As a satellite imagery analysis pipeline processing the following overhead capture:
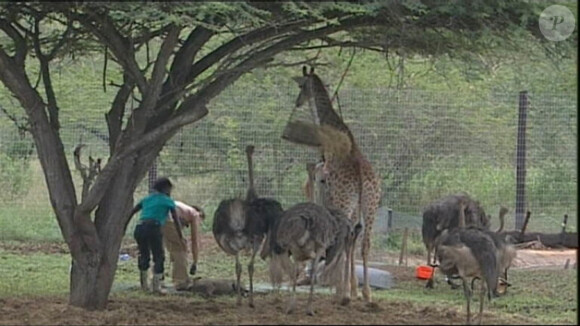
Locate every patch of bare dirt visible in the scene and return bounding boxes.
[512,249,578,269]
[363,247,577,271]
[0,242,69,255]
[0,294,537,325]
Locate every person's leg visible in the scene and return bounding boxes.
[150,223,166,294]
[134,224,151,291]
[163,222,190,289]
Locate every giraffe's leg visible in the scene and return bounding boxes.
[235,252,242,307]
[340,250,351,305]
[361,200,377,303]
[333,252,344,302]
[361,226,372,303]
[349,238,358,299]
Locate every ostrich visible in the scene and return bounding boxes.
[435,201,499,325]
[268,162,361,315]
[422,193,490,267]
[268,202,361,315]
[212,145,284,307]
[423,194,509,290]
[430,205,516,297]
[480,206,517,296]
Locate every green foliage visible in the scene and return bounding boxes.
[0,154,32,202]
[407,156,514,210]
[0,134,34,202]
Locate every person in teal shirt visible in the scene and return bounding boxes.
[129,177,185,294]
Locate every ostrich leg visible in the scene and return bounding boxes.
[247,241,259,308]
[477,280,485,325]
[286,260,298,314]
[306,252,323,316]
[235,253,242,306]
[462,278,472,325]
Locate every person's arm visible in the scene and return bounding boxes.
[130,203,142,217]
[189,212,199,275]
[184,205,199,275]
[123,203,142,233]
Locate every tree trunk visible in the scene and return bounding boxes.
[68,185,133,310]
[68,142,165,310]
[503,231,578,249]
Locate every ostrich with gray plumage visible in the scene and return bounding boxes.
[435,200,499,325]
[212,145,284,307]
[267,162,362,315]
[422,193,490,268]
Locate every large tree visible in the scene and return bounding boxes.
[0,1,569,310]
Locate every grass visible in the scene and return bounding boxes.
[1,241,577,325]
[373,269,577,325]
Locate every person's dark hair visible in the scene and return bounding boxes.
[152,177,173,193]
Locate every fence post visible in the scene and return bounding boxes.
[561,214,568,234]
[148,157,158,193]
[387,209,393,230]
[515,91,528,230]
[398,227,409,266]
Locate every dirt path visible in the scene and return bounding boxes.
[0,294,538,325]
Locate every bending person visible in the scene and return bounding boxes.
[162,200,205,290]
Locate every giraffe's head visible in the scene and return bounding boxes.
[292,66,316,108]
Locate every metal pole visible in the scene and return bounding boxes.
[515,91,528,230]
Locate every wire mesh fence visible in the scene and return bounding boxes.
[0,83,576,241]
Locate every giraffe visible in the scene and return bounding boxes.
[288,66,382,303]
[302,161,323,202]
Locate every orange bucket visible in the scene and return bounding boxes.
[416,265,434,280]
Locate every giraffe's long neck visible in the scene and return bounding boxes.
[308,75,350,133]
[308,75,359,153]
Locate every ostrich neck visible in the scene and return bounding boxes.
[246,152,257,201]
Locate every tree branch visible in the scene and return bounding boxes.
[32,16,60,130]
[73,144,102,201]
[46,19,74,60]
[177,15,379,116]
[74,11,148,94]
[165,26,215,90]
[77,104,209,214]
[0,18,27,66]
[0,104,30,135]
[290,40,385,53]
[105,73,134,154]
[0,47,78,243]
[140,24,181,116]
[185,18,312,85]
